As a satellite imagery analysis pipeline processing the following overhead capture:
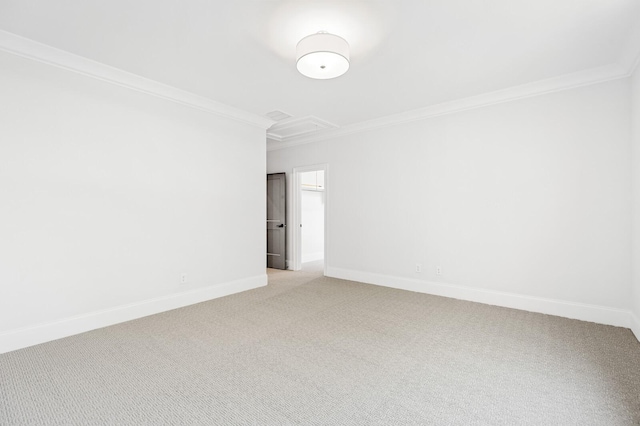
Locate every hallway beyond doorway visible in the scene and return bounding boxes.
[301,259,324,273]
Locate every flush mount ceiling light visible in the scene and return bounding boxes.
[296,32,350,80]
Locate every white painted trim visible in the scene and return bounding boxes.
[0,274,267,354]
[619,19,640,77]
[631,312,640,343]
[290,171,301,271]
[628,52,640,78]
[291,164,328,273]
[267,63,630,151]
[326,267,631,328]
[0,30,274,129]
[2,28,634,143]
[267,115,338,142]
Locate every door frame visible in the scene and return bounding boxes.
[291,163,328,273]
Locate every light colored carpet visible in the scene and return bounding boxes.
[1,268,639,425]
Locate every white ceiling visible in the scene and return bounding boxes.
[1,0,639,129]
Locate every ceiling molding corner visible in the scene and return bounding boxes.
[623,45,640,77]
[619,18,640,77]
[268,62,629,151]
[0,30,275,130]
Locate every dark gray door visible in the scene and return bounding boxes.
[267,173,286,269]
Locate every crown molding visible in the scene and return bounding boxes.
[267,115,338,146]
[268,62,630,151]
[0,30,275,130]
[3,28,636,142]
[619,18,640,77]
[629,53,640,77]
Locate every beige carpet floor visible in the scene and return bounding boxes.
[1,267,639,425]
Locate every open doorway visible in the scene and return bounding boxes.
[291,164,327,274]
[300,170,324,272]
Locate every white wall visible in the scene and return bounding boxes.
[632,66,640,338]
[301,188,325,263]
[0,51,267,351]
[268,78,632,324]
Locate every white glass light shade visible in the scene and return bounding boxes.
[296,33,350,80]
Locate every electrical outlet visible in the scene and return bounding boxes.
[436,266,442,276]
[180,273,188,285]
[415,264,422,273]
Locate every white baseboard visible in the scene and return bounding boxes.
[0,274,267,354]
[326,267,631,328]
[631,312,640,343]
[302,252,324,263]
